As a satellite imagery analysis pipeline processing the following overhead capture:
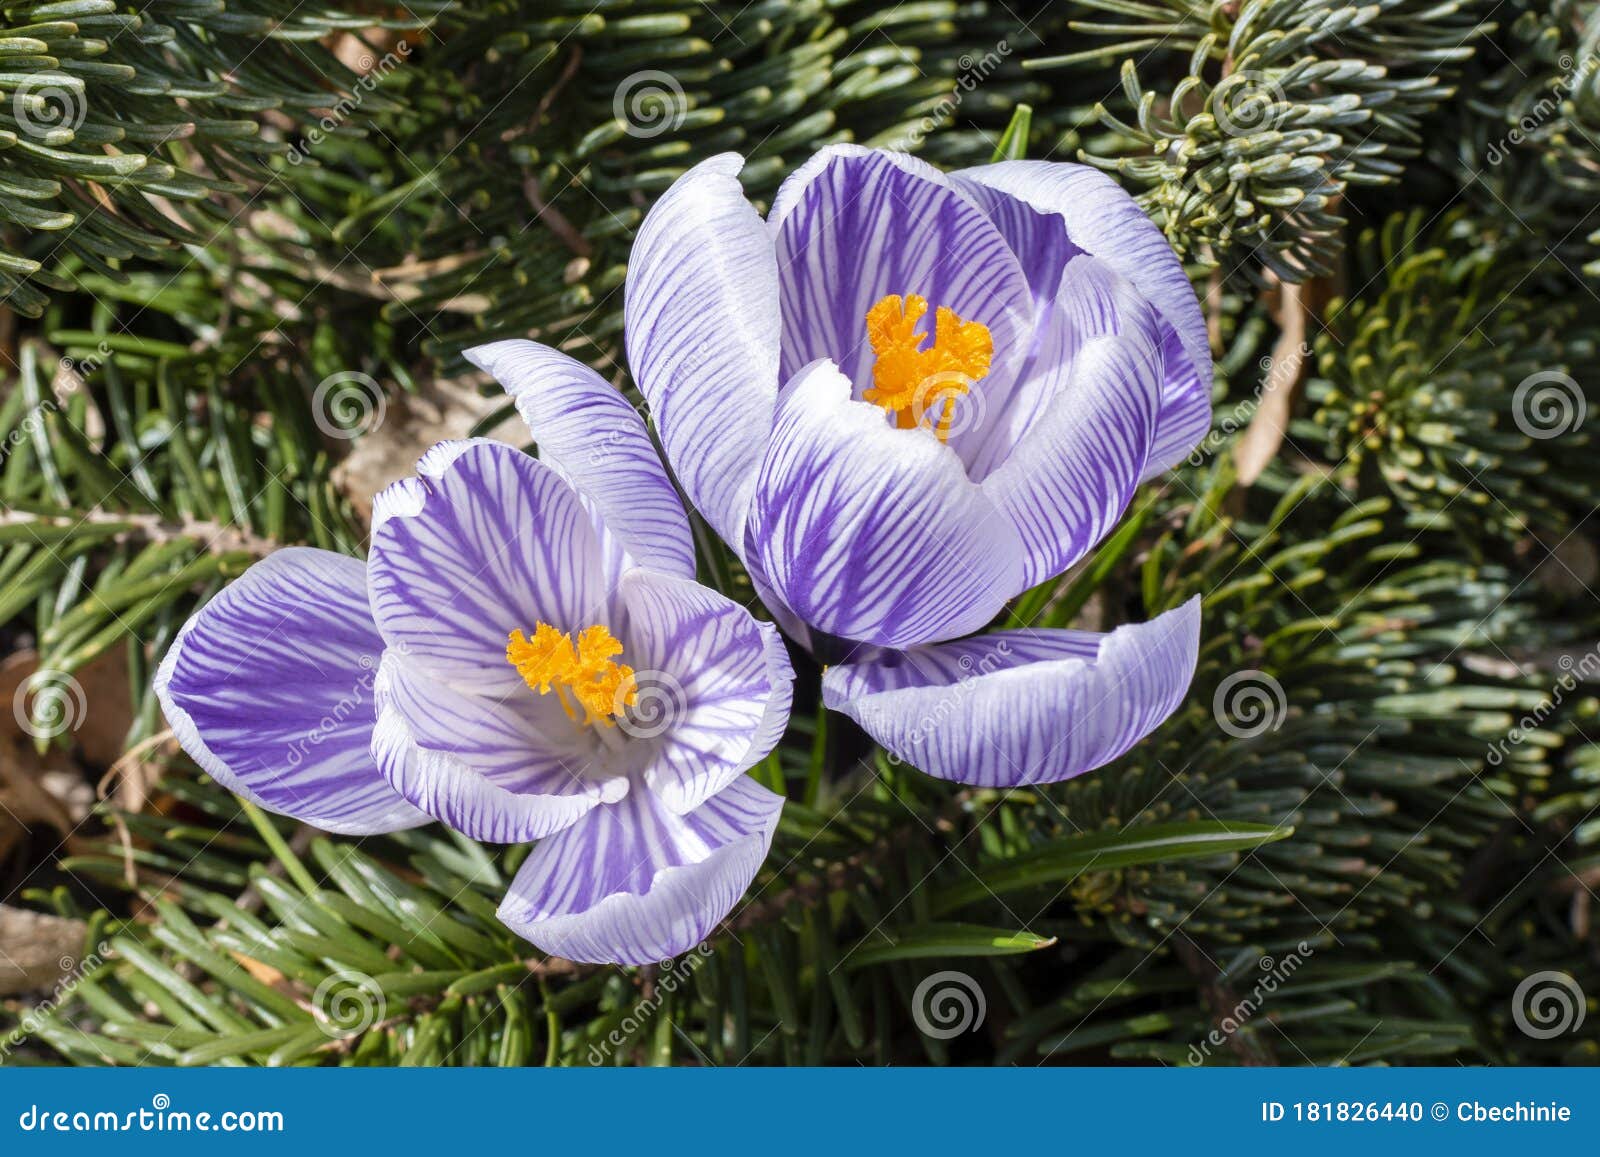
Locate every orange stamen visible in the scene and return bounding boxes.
[863,294,992,441]
[506,623,636,726]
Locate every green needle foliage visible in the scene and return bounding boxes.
[2,0,1596,1067]
[1064,0,1488,280]
[1300,210,1600,545]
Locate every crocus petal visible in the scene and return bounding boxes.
[154,548,428,835]
[368,440,610,695]
[744,553,815,653]
[498,775,783,965]
[618,569,794,814]
[370,652,612,843]
[625,152,780,551]
[748,359,1025,648]
[1143,322,1213,477]
[769,145,1034,402]
[951,161,1212,477]
[464,340,695,580]
[822,598,1202,788]
[980,259,1164,591]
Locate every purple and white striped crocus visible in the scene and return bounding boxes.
[617,144,1209,787]
[154,366,794,966]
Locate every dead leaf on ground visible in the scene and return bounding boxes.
[331,377,526,526]
[0,904,89,995]
[1,647,136,768]
[0,647,140,870]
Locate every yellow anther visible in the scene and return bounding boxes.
[864,294,992,441]
[507,623,636,726]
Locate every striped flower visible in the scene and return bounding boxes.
[155,360,794,966]
[621,145,1210,787]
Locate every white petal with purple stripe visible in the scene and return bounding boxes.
[154,548,429,835]
[368,441,611,696]
[748,360,1025,648]
[464,340,695,580]
[625,152,781,551]
[951,161,1212,478]
[822,598,1202,787]
[498,775,783,965]
[769,146,1033,397]
[371,651,613,843]
[979,259,1164,590]
[619,569,795,814]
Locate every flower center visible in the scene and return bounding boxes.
[864,293,992,442]
[506,623,636,727]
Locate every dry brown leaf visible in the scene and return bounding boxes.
[0,905,89,995]
[0,645,142,877]
[230,951,287,988]
[70,648,136,771]
[1,647,134,765]
[0,653,82,861]
[331,377,526,526]
[1233,259,1344,487]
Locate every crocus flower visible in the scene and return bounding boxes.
[623,145,1211,652]
[155,354,794,966]
[620,145,1207,787]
